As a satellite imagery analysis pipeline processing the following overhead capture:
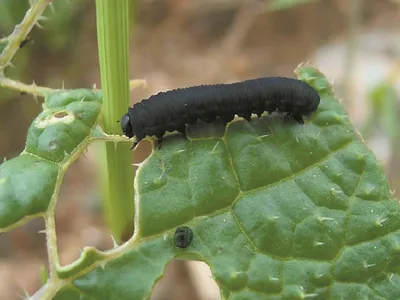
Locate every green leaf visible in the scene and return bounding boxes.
[26,89,102,163]
[0,89,102,230]
[72,239,176,299]
[51,66,400,299]
[57,247,107,279]
[53,285,89,300]
[0,154,58,228]
[44,89,102,110]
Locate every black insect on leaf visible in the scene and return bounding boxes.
[121,77,320,149]
[174,226,193,248]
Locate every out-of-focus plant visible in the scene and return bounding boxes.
[362,82,400,141]
[0,0,86,111]
[268,0,320,11]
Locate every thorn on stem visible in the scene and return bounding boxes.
[49,3,56,14]
[35,22,43,29]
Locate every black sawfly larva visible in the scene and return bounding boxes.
[120,77,320,149]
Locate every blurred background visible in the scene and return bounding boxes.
[1,0,400,299]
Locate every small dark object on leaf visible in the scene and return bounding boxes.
[174,226,193,248]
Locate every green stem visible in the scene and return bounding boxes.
[0,76,57,97]
[96,0,134,243]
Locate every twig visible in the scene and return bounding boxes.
[0,0,51,74]
[0,77,145,99]
[0,76,57,97]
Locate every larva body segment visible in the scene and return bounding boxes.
[121,77,320,149]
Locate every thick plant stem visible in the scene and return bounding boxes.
[96,0,134,243]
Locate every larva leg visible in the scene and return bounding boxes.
[156,137,163,149]
[291,114,304,124]
[220,114,234,124]
[239,112,252,122]
[154,131,166,149]
[130,141,138,150]
[176,124,187,139]
[130,132,145,150]
[203,115,217,123]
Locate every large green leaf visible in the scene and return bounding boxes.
[50,66,400,299]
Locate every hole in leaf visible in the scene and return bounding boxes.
[55,147,114,266]
[54,111,69,118]
[151,260,220,300]
[133,139,152,167]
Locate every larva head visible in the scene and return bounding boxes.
[297,87,320,116]
[120,113,134,138]
[304,86,320,115]
[285,80,321,117]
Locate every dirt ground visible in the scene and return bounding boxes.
[1,0,400,299]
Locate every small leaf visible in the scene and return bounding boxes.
[57,247,107,279]
[0,89,103,230]
[25,89,103,162]
[70,239,176,299]
[0,154,58,228]
[44,89,102,109]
